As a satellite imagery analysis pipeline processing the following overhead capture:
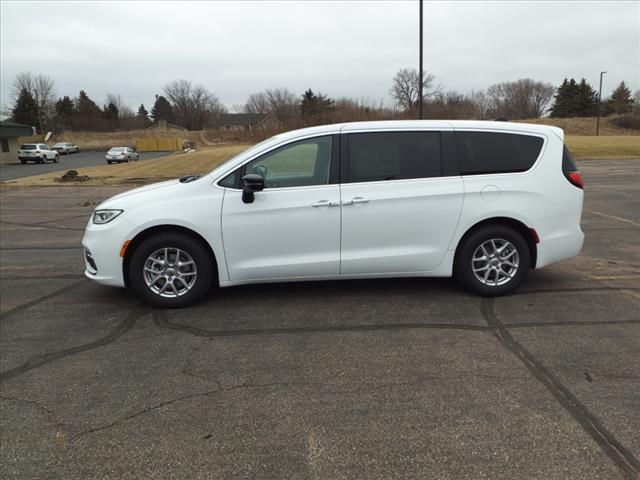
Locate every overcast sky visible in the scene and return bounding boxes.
[1,0,638,111]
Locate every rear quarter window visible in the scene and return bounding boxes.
[456,131,544,175]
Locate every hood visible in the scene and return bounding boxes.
[97,179,181,209]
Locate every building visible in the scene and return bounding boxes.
[218,113,270,131]
[0,120,34,165]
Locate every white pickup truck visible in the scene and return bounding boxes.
[17,143,59,164]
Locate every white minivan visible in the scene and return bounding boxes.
[83,121,584,307]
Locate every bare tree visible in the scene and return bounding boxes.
[163,79,224,130]
[485,79,555,119]
[105,93,134,124]
[265,88,298,124]
[243,88,298,125]
[244,92,270,115]
[389,68,438,111]
[10,72,56,132]
[470,90,489,119]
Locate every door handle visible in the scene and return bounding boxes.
[311,200,337,207]
[344,196,370,206]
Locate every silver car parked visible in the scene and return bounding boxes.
[106,147,139,164]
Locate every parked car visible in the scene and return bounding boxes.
[83,120,585,308]
[18,143,59,164]
[106,147,139,164]
[52,142,79,154]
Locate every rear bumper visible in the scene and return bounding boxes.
[535,228,584,268]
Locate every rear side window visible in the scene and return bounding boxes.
[562,145,578,173]
[346,131,441,183]
[456,132,543,175]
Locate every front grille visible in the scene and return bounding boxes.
[84,248,97,274]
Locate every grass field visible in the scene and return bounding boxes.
[564,135,640,160]
[3,135,638,188]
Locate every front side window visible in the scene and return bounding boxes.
[244,135,333,188]
[346,131,441,183]
[456,131,544,175]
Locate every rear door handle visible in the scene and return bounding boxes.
[311,200,338,207]
[344,196,370,206]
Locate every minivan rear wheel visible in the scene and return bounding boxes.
[455,225,530,296]
[129,233,214,308]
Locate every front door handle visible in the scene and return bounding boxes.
[311,200,337,208]
[344,196,370,206]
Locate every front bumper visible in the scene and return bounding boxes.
[82,216,138,287]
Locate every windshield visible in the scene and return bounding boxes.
[21,144,37,150]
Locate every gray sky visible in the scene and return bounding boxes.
[1,0,638,111]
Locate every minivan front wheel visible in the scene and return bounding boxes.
[129,233,213,307]
[455,225,530,296]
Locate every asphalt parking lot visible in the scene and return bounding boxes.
[0,160,638,480]
[0,150,170,181]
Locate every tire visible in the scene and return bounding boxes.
[454,225,530,297]
[129,233,214,308]
[53,155,59,163]
[38,156,45,164]
[20,160,26,164]
[107,161,112,165]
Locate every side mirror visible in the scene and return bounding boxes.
[242,174,265,204]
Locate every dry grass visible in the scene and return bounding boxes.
[516,116,638,136]
[3,135,638,188]
[19,128,204,151]
[565,135,640,160]
[5,145,249,187]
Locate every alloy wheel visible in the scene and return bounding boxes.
[143,247,198,297]
[471,238,520,287]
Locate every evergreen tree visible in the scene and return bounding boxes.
[54,96,76,130]
[606,81,633,114]
[550,78,579,117]
[137,103,151,126]
[300,88,335,117]
[11,87,38,128]
[576,78,598,117]
[150,94,174,123]
[102,102,120,130]
[550,78,598,117]
[76,90,104,130]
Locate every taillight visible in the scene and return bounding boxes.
[566,171,584,189]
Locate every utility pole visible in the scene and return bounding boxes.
[596,70,606,136]
[418,0,423,120]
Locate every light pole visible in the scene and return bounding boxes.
[596,70,606,136]
[418,0,423,120]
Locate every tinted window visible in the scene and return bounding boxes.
[21,144,36,150]
[347,131,441,183]
[456,132,543,175]
[219,170,238,188]
[562,145,578,173]
[244,136,332,188]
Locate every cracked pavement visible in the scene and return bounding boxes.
[1,160,639,479]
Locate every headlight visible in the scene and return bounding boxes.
[93,209,123,224]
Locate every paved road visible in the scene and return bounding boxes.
[0,150,170,181]
[0,161,639,480]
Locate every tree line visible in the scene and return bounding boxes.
[4,69,638,133]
